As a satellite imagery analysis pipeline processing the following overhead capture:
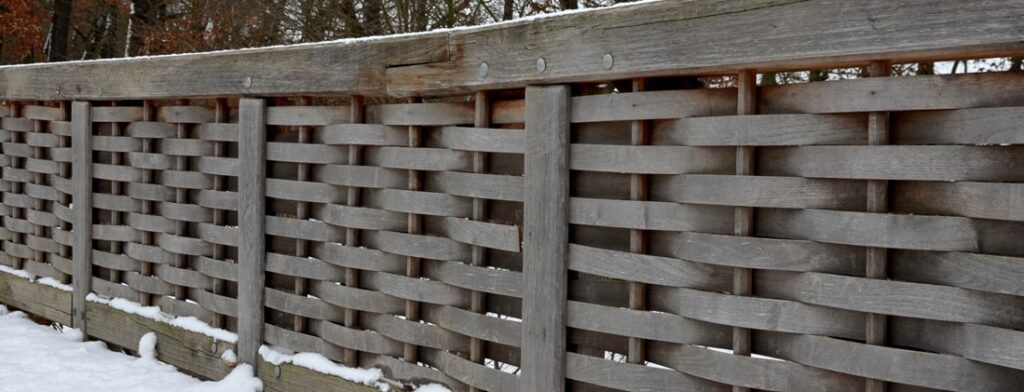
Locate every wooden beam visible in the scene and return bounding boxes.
[386,0,1024,96]
[71,101,92,331]
[0,34,447,100]
[521,85,571,392]
[0,1,1022,100]
[238,98,268,370]
[0,271,71,325]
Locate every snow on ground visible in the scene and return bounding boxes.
[0,305,262,392]
[0,268,449,391]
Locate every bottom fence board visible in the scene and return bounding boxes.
[84,300,233,380]
[0,271,386,392]
[260,358,383,392]
[0,272,72,325]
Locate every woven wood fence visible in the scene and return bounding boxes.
[1,1,1024,391]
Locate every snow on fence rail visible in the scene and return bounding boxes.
[1,0,1024,391]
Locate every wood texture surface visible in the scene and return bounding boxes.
[521,85,570,392]
[70,101,92,331]
[237,98,267,369]
[1,1,1022,99]
[387,0,1024,96]
[2,6,1024,390]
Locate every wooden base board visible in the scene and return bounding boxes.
[0,271,381,392]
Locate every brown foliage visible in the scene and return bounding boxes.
[0,0,46,63]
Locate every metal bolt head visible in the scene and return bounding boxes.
[536,57,547,73]
[479,62,489,78]
[243,77,254,88]
[603,53,614,70]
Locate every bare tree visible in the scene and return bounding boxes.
[48,0,72,61]
[127,0,157,56]
[503,0,514,20]
[363,0,384,35]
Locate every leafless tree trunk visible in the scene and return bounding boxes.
[49,0,73,61]
[560,0,578,10]
[127,0,158,56]
[503,0,515,20]
[363,0,384,36]
[917,62,934,75]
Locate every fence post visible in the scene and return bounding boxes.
[71,101,92,332]
[237,98,267,370]
[522,85,571,392]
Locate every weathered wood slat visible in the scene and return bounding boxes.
[655,113,866,146]
[757,271,1024,329]
[648,342,863,392]
[568,242,729,290]
[757,209,978,252]
[652,174,865,210]
[71,101,92,330]
[237,98,267,369]
[893,106,1024,145]
[763,332,1024,391]
[760,146,1024,182]
[571,145,734,175]
[890,250,1024,297]
[566,351,728,392]
[521,85,570,392]
[572,89,737,123]
[892,181,1024,222]
[647,285,864,340]
[762,72,1024,114]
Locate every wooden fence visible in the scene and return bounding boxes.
[1,0,1024,391]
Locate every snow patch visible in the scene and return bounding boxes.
[36,277,73,292]
[0,264,34,280]
[220,349,237,365]
[413,384,451,392]
[0,265,73,292]
[139,332,158,362]
[0,309,262,392]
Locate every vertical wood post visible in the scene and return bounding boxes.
[865,60,892,392]
[732,71,757,390]
[71,101,92,331]
[522,85,571,392]
[469,90,491,392]
[238,98,267,370]
[343,96,365,367]
[627,79,649,365]
[404,98,424,364]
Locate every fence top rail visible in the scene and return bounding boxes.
[1,0,1022,101]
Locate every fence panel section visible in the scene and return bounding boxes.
[88,101,241,325]
[0,103,74,283]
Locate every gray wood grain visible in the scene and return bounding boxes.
[387,0,1024,96]
[521,85,570,392]
[71,101,92,331]
[237,98,267,370]
[0,34,448,99]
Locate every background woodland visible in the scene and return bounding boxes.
[0,0,634,64]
